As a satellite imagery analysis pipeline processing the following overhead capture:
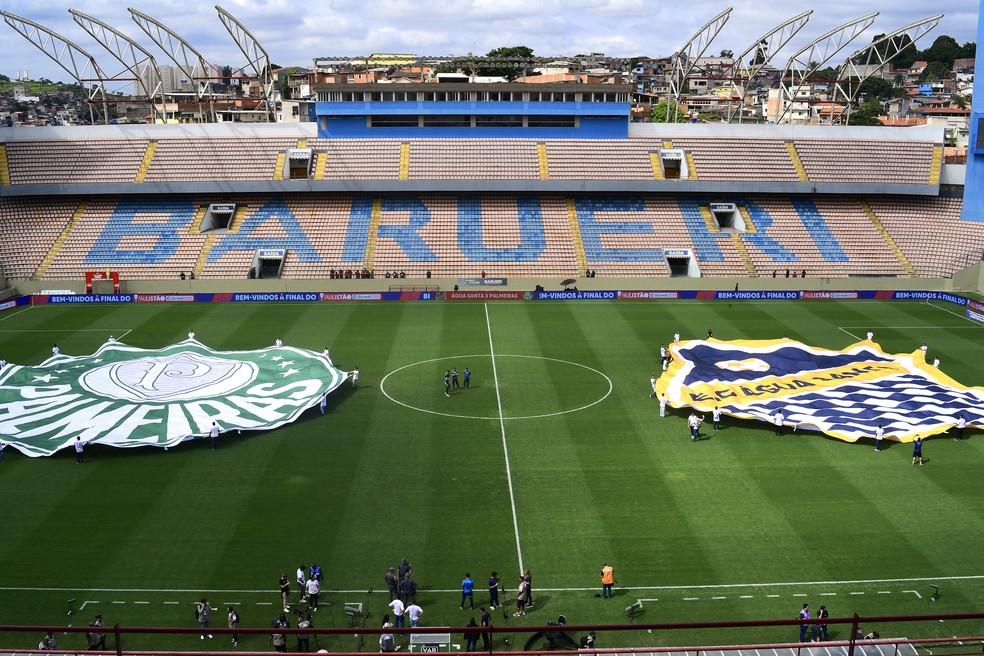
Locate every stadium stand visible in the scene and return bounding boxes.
[43,198,208,280]
[145,138,297,181]
[406,140,540,180]
[5,139,148,184]
[0,136,941,186]
[0,197,78,279]
[5,194,975,281]
[867,196,984,277]
[794,140,934,184]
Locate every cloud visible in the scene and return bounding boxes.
[0,0,975,84]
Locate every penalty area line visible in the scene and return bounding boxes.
[484,302,525,576]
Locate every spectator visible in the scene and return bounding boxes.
[460,573,475,609]
[464,618,480,652]
[38,632,56,650]
[306,575,321,611]
[480,607,492,650]
[385,567,399,600]
[817,605,829,641]
[399,573,417,604]
[379,615,396,653]
[87,614,107,651]
[197,598,213,640]
[406,602,424,628]
[801,269,806,278]
[798,603,810,642]
[514,576,529,616]
[279,573,291,612]
[297,613,312,652]
[389,596,406,627]
[271,613,289,653]
[228,607,240,647]
[487,571,500,610]
[600,562,615,598]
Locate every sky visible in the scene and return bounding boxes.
[0,0,978,87]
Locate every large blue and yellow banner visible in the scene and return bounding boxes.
[656,338,984,442]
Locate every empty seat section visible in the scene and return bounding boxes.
[408,139,539,180]
[43,199,207,280]
[670,138,799,181]
[795,141,934,184]
[371,195,577,278]
[869,196,983,277]
[546,140,652,179]
[0,198,77,278]
[5,140,147,184]
[309,139,401,179]
[145,139,296,181]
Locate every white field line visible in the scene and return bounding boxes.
[3,573,980,595]
[0,329,133,333]
[0,306,33,323]
[117,329,133,340]
[838,327,862,340]
[925,300,983,325]
[484,303,524,575]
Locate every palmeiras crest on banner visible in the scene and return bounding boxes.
[0,339,348,457]
[655,338,984,443]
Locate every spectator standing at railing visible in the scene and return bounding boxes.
[817,605,829,641]
[798,603,810,642]
[480,607,492,649]
[87,614,107,651]
[197,598,214,640]
[464,618,481,652]
[227,607,240,647]
[38,632,56,650]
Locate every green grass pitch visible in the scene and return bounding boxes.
[0,299,982,651]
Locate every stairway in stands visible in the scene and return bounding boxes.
[33,201,87,279]
[785,142,809,182]
[364,199,383,270]
[134,141,158,183]
[0,144,9,185]
[860,200,916,276]
[564,199,587,274]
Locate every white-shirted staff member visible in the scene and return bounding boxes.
[773,410,785,437]
[209,422,222,450]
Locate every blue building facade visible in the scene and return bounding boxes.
[963,0,984,221]
[313,83,631,138]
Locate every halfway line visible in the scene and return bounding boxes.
[485,303,524,574]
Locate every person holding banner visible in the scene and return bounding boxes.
[774,411,785,437]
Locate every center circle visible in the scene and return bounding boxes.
[379,354,613,420]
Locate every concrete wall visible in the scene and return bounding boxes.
[12,276,955,296]
[952,263,984,292]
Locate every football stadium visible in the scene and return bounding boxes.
[0,3,983,656]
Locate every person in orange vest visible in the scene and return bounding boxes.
[600,562,615,598]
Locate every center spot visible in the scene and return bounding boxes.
[380,354,613,421]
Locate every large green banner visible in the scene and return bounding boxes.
[0,338,349,457]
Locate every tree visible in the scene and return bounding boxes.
[920,35,961,68]
[858,77,897,100]
[650,100,687,123]
[850,98,884,125]
[455,45,536,80]
[919,61,950,82]
[953,94,968,109]
[719,49,734,58]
